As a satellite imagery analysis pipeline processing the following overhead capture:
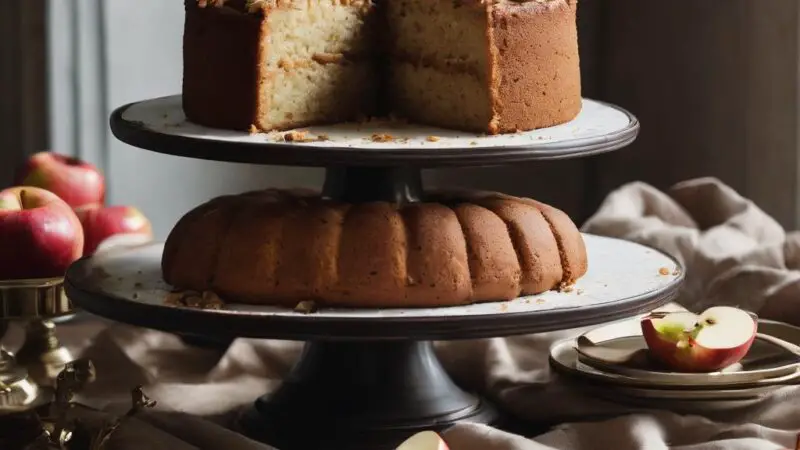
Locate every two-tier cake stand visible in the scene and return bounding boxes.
[64,96,684,450]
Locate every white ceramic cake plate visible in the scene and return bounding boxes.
[110,96,639,167]
[64,234,683,341]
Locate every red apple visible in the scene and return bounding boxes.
[641,306,757,372]
[74,204,153,256]
[396,432,449,450]
[0,187,84,280]
[94,233,153,255]
[14,152,105,209]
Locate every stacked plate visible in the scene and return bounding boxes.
[549,316,800,412]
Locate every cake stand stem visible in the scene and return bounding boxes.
[322,166,423,203]
[239,340,497,450]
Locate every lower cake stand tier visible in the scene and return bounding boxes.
[64,235,683,450]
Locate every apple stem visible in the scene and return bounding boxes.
[19,189,32,209]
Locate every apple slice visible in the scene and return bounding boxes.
[396,431,449,450]
[641,306,757,372]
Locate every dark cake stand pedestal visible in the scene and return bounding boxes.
[64,96,684,450]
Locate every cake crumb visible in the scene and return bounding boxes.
[164,290,225,310]
[658,267,670,276]
[283,130,312,142]
[469,141,478,146]
[672,267,681,276]
[371,133,394,143]
[536,298,546,304]
[576,288,584,295]
[311,52,344,65]
[559,283,575,293]
[249,124,260,135]
[294,300,318,314]
[278,130,329,143]
[426,136,440,142]
[500,303,509,312]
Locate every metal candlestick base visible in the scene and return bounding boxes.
[0,321,47,422]
[0,277,75,409]
[15,320,75,388]
[0,348,41,415]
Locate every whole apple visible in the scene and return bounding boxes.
[75,204,153,256]
[641,306,757,372]
[0,187,84,280]
[15,152,105,209]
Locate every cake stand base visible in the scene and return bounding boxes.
[238,340,497,450]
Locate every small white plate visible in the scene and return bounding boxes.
[578,384,767,413]
[573,319,800,386]
[575,335,799,386]
[550,339,800,392]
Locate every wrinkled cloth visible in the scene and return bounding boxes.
[73,177,800,449]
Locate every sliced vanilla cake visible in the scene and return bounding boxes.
[182,0,582,134]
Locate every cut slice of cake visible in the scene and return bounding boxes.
[386,0,582,134]
[182,0,582,135]
[183,0,381,132]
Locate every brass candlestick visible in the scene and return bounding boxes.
[0,277,75,403]
[16,320,75,388]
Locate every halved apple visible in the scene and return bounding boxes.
[396,431,449,450]
[641,306,757,372]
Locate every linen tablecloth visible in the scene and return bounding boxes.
[70,177,800,449]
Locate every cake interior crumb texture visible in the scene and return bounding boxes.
[183,0,582,134]
[258,1,379,130]
[387,0,493,132]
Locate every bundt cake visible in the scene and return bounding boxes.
[182,0,582,135]
[162,189,588,308]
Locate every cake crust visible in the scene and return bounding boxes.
[182,0,264,131]
[162,189,588,308]
[488,0,582,133]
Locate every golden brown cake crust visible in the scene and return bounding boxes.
[182,0,264,131]
[488,0,582,134]
[162,189,588,308]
